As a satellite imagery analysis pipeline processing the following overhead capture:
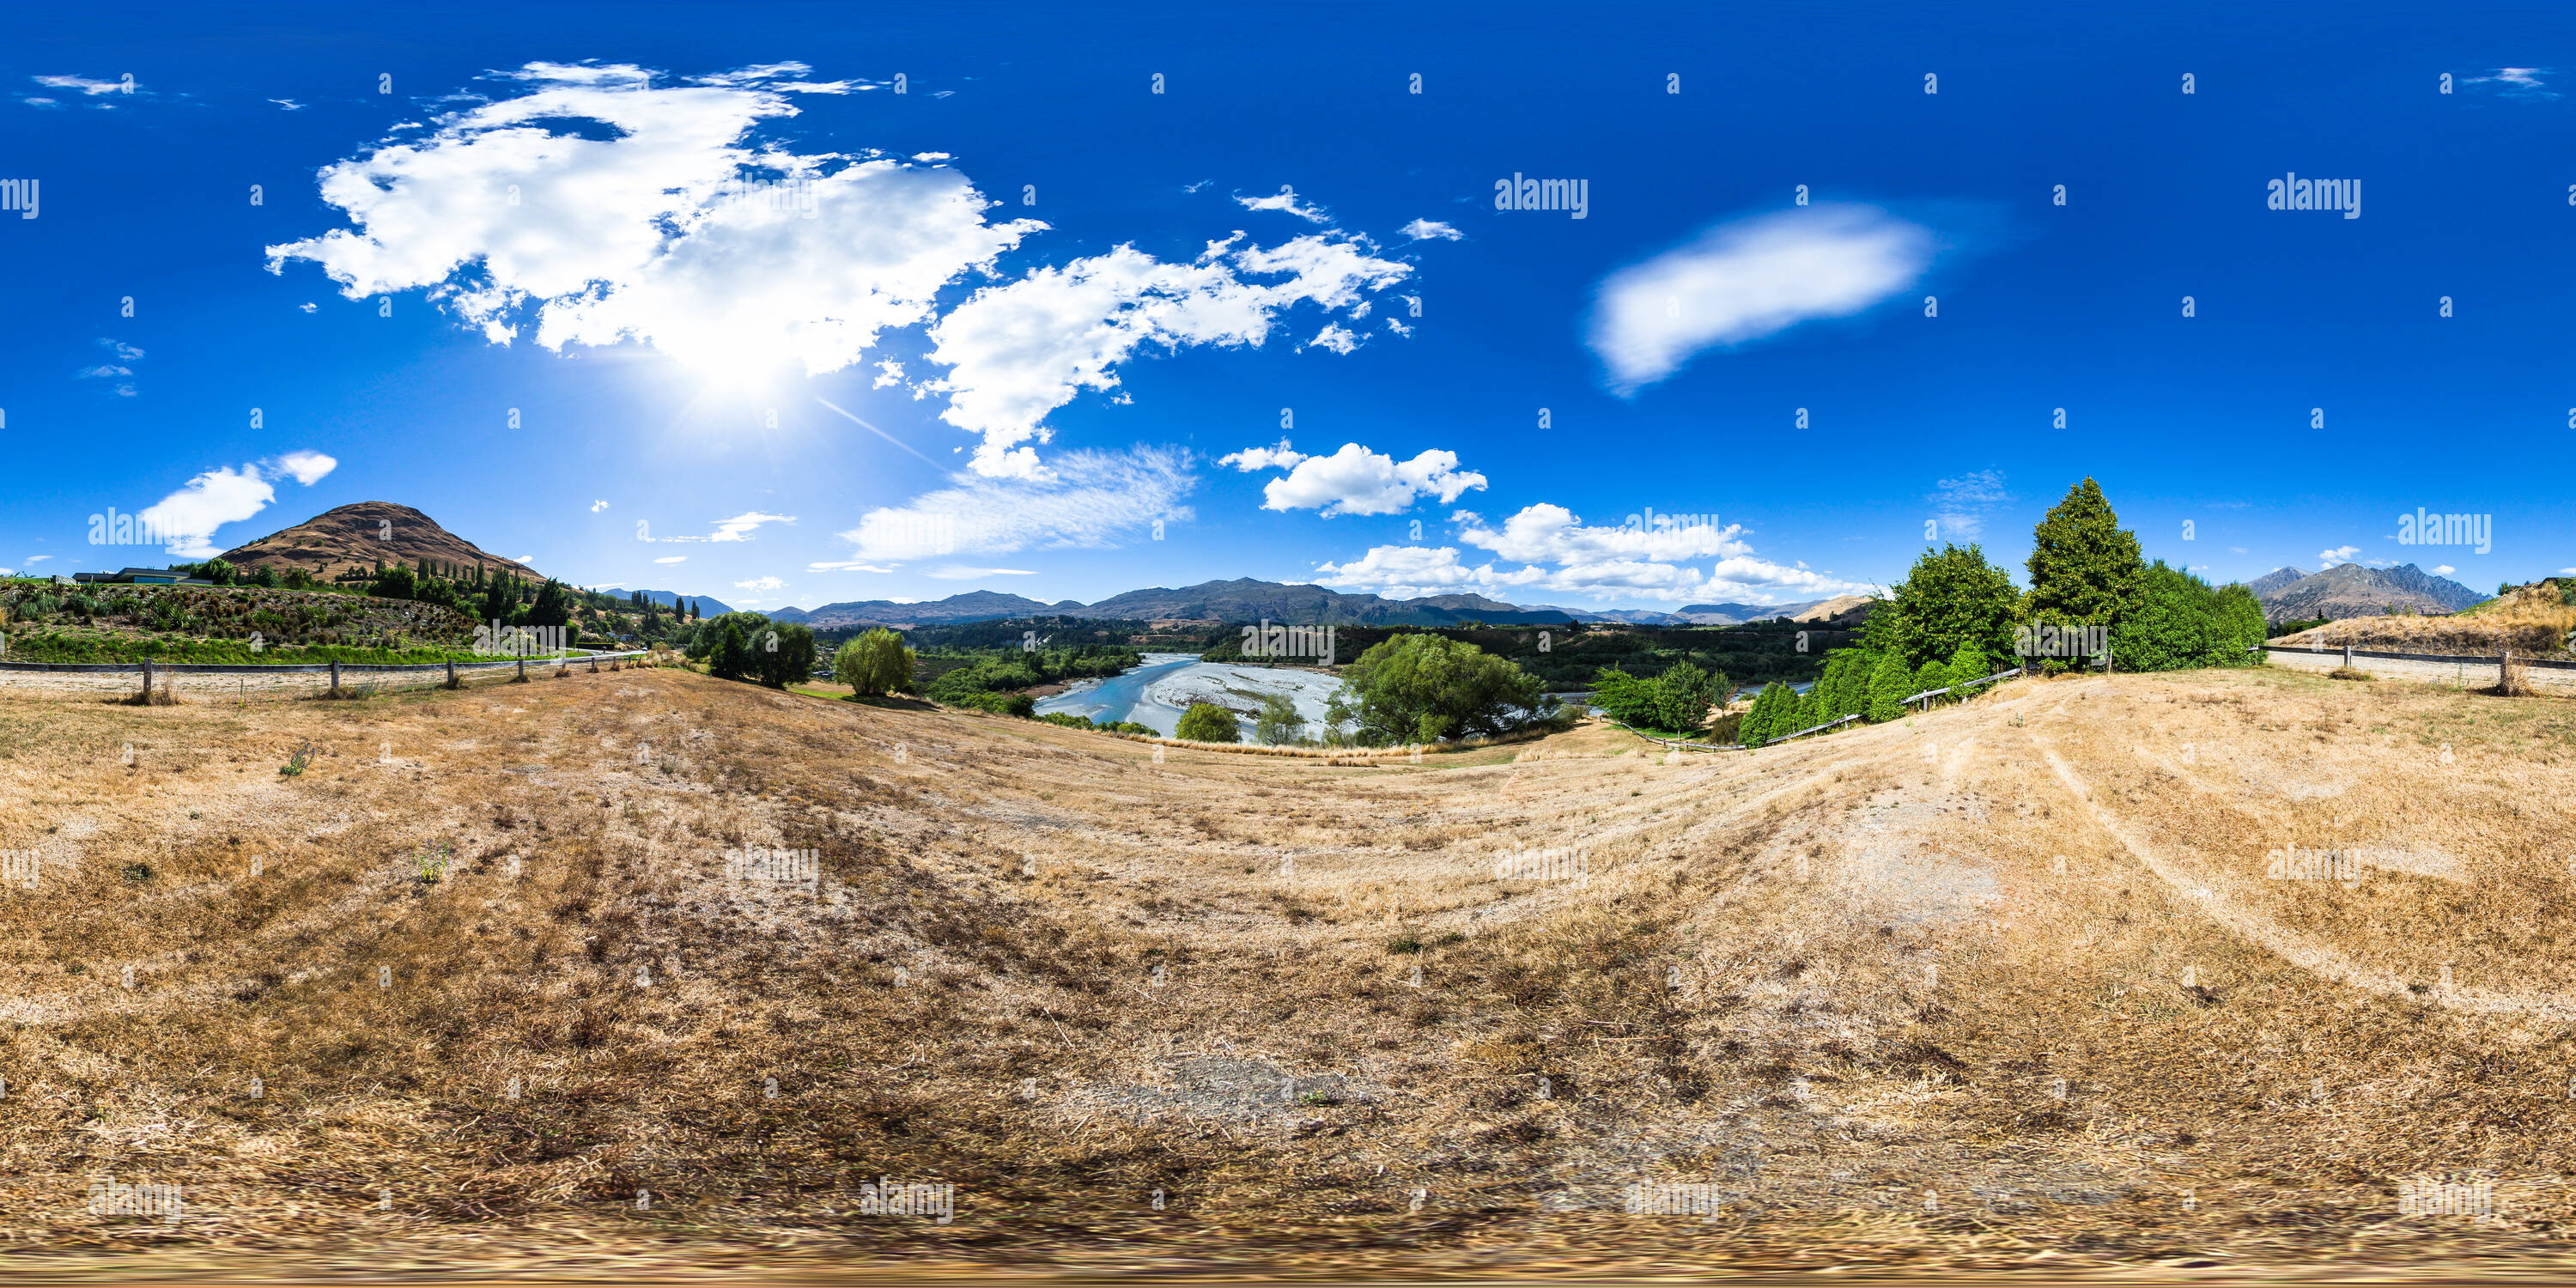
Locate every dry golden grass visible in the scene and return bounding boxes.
[1,662,2574,1281]
[2277,584,2576,658]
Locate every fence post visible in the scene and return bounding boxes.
[446,659,457,689]
[2502,648,2512,691]
[141,658,153,700]
[2342,645,2352,671]
[330,659,340,694]
[517,659,526,683]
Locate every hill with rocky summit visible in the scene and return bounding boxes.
[2257,562,2482,622]
[219,502,544,585]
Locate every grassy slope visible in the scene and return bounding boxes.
[0,665,2573,1275]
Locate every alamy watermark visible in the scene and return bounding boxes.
[88,1176,182,1222]
[1239,620,1335,665]
[0,178,35,220]
[1622,1182,1722,1218]
[2396,508,2490,553]
[1493,173,1589,219]
[1493,843,1588,885]
[717,176,820,218]
[1616,507,1721,535]
[857,1177,955,1224]
[472,622,567,657]
[2266,172,2360,219]
[723,847,818,893]
[87,507,188,546]
[2014,623,2107,659]
[2397,1176,2494,1220]
[2,850,36,890]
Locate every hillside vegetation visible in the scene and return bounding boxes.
[2275,580,2576,659]
[3,659,2574,1277]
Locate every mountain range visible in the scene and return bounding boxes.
[760,580,1869,630]
[2244,563,2485,621]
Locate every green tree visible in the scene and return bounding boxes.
[1650,660,1724,734]
[1812,649,1871,725]
[1913,659,1951,706]
[1253,693,1308,745]
[1866,651,1913,722]
[368,564,416,600]
[834,628,918,696]
[1330,633,1550,745]
[709,622,752,679]
[1871,543,2019,669]
[751,622,817,689]
[1740,681,1794,745]
[1589,667,1657,727]
[246,562,277,588]
[2025,477,2143,631]
[1944,640,1994,698]
[527,580,572,629]
[200,557,236,586]
[1176,701,1242,743]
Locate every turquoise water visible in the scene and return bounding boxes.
[1034,652,1201,729]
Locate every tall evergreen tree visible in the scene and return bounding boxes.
[2025,477,2144,630]
[1866,651,1912,722]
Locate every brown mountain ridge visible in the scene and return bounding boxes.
[218,501,544,584]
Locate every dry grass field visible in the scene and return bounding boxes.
[3,660,2576,1282]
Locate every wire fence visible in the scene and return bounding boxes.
[0,651,654,702]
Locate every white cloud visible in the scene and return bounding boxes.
[1399,218,1461,241]
[1236,186,1328,222]
[138,466,276,559]
[267,63,1042,383]
[270,450,337,485]
[733,575,786,590]
[836,446,1193,560]
[2465,67,2555,99]
[298,303,318,313]
[809,560,896,573]
[872,358,905,388]
[1929,469,2008,540]
[1226,441,1485,518]
[920,234,1412,477]
[35,74,129,95]
[1587,204,1934,392]
[2558,567,2576,576]
[926,565,1036,579]
[654,556,688,564]
[2433,564,2456,576]
[1306,323,1361,355]
[271,99,303,111]
[2318,545,2361,566]
[1216,440,1307,472]
[513,554,534,562]
[26,555,52,564]
[710,510,793,541]
[1312,503,1865,605]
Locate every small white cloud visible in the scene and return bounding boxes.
[1588,205,1934,393]
[1233,442,1485,518]
[2318,545,2361,566]
[1306,323,1361,355]
[26,555,52,564]
[926,565,1035,579]
[1929,469,2008,540]
[2433,564,2456,575]
[590,499,611,513]
[654,556,688,564]
[513,554,534,562]
[1182,179,1212,194]
[1236,186,1328,222]
[2228,546,2247,554]
[733,575,787,590]
[2464,67,2555,99]
[872,358,906,388]
[298,303,318,313]
[1217,440,1306,472]
[2557,567,2576,575]
[270,99,304,111]
[1399,218,1461,241]
[270,450,337,485]
[809,560,896,572]
[710,510,793,542]
[35,74,130,96]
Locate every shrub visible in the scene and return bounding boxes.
[1651,660,1726,733]
[1740,681,1795,744]
[951,690,1036,717]
[1176,702,1242,743]
[1946,641,1995,697]
[1253,693,1307,745]
[2111,562,2269,671]
[201,557,235,586]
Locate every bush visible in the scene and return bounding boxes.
[1739,682,1796,745]
[951,690,1037,717]
[1946,641,1995,697]
[2111,562,2268,671]
[201,558,235,586]
[1176,702,1242,742]
[1253,693,1307,745]
[368,565,416,600]
[1651,660,1725,733]
[834,628,918,696]
[1327,633,1551,745]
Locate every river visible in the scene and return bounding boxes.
[1034,652,1346,739]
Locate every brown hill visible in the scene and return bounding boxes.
[219,501,543,584]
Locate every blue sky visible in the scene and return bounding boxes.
[3,2,2571,611]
